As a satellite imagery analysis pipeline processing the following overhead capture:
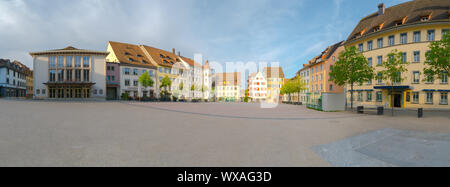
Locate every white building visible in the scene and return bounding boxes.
[202,60,212,100]
[30,46,109,100]
[296,65,310,103]
[248,72,267,102]
[0,59,28,97]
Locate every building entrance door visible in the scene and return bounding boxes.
[393,94,402,108]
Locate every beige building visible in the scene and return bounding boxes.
[213,72,241,101]
[263,67,285,103]
[345,0,450,109]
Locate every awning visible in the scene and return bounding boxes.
[437,90,450,92]
[374,86,411,90]
[422,89,436,92]
[44,82,96,87]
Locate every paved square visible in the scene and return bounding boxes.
[313,129,450,167]
[0,99,449,167]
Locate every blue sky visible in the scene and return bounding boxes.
[0,0,410,78]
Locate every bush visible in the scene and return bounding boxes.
[121,93,129,100]
[160,91,172,102]
[172,96,178,102]
[203,99,209,102]
[244,97,249,103]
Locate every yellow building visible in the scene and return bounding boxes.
[345,0,450,109]
[263,67,285,103]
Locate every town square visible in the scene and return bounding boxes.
[0,0,449,168]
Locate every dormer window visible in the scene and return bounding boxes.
[142,60,147,64]
[129,58,135,62]
[373,26,381,32]
[125,52,131,56]
[137,54,143,58]
[421,16,429,22]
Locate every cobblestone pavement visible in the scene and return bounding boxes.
[0,99,449,167]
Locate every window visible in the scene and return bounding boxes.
[75,70,81,82]
[443,29,450,38]
[49,56,56,68]
[329,84,333,91]
[401,52,407,63]
[142,70,146,75]
[134,80,138,86]
[49,70,56,82]
[426,75,434,83]
[400,33,407,44]
[75,56,81,67]
[66,70,72,81]
[413,51,420,62]
[427,30,435,41]
[357,92,363,101]
[358,44,363,52]
[83,56,90,67]
[133,69,138,75]
[421,16,429,22]
[125,79,130,86]
[394,72,401,83]
[107,66,110,71]
[367,41,373,51]
[111,66,114,71]
[377,56,383,65]
[57,56,64,68]
[99,89,103,95]
[368,79,372,85]
[83,70,90,82]
[377,73,383,84]
[413,31,421,42]
[66,56,72,67]
[413,71,420,83]
[406,92,411,102]
[441,71,448,84]
[36,89,40,95]
[377,38,383,48]
[367,92,372,101]
[376,92,382,102]
[368,58,372,67]
[426,92,433,104]
[93,89,98,95]
[441,93,448,105]
[320,64,323,71]
[388,35,395,46]
[413,92,419,103]
[111,76,115,81]
[124,68,130,75]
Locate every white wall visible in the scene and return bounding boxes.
[322,93,346,111]
[33,56,49,99]
[91,55,106,99]
[120,65,156,97]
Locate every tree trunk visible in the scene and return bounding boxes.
[350,82,354,110]
[391,83,394,116]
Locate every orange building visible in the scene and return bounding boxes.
[309,41,345,94]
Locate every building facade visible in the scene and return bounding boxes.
[263,67,285,103]
[106,62,121,100]
[309,41,345,94]
[345,0,450,109]
[213,72,241,101]
[30,46,109,100]
[0,59,28,97]
[297,64,310,103]
[248,72,268,101]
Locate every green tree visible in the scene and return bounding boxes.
[424,32,450,80]
[281,80,295,102]
[291,76,307,102]
[190,85,196,99]
[379,50,409,116]
[329,46,374,110]
[244,89,249,102]
[138,71,154,100]
[160,76,172,91]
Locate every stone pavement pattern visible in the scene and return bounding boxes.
[0,100,449,167]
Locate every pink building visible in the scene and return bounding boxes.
[106,62,120,100]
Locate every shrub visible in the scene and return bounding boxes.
[121,93,129,100]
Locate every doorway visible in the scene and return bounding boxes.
[393,94,402,108]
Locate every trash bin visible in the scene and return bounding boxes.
[418,108,423,118]
[377,107,384,115]
[357,106,364,114]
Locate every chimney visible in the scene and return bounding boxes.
[378,3,385,15]
[172,48,176,54]
[178,51,181,56]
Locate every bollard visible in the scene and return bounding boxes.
[377,107,384,115]
[418,108,423,118]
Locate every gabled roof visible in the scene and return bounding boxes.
[180,56,202,67]
[141,45,181,68]
[30,46,109,56]
[347,0,450,42]
[108,41,154,68]
[214,72,241,86]
[263,67,285,79]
